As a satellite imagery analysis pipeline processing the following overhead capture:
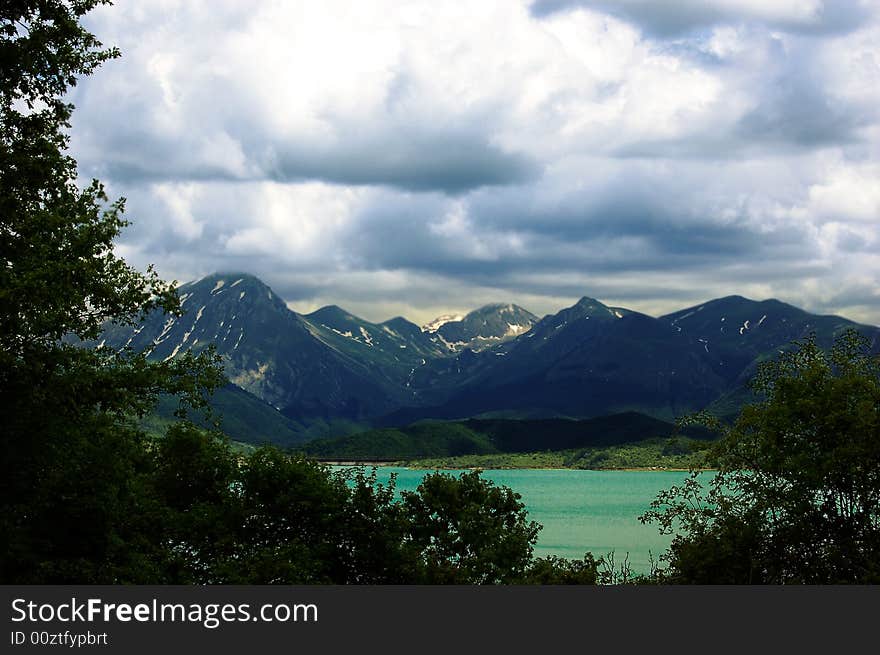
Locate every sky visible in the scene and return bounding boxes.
[70,0,880,326]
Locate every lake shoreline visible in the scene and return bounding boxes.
[321,459,714,472]
[413,466,714,472]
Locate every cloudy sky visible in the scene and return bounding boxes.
[71,0,880,326]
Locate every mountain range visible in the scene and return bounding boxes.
[95,273,880,445]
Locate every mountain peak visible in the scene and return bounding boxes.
[382,316,421,331]
[468,302,535,318]
[663,295,806,323]
[183,272,261,286]
[712,294,755,306]
[179,272,283,300]
[422,314,465,333]
[569,296,625,319]
[476,302,514,312]
[425,303,538,351]
[575,296,607,310]
[180,272,281,300]
[305,305,368,329]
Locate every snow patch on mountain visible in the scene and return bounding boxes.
[164,342,183,361]
[422,314,464,333]
[154,316,176,345]
[325,325,354,339]
[124,325,144,348]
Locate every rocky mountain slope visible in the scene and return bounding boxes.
[97,273,880,441]
[422,303,538,352]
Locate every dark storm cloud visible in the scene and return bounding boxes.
[73,111,538,194]
[338,178,819,289]
[737,93,864,149]
[466,174,814,252]
[486,259,834,305]
[529,0,871,38]
[775,277,880,328]
[266,131,540,193]
[833,227,874,252]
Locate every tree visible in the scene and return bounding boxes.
[401,470,541,583]
[0,0,223,583]
[642,330,880,583]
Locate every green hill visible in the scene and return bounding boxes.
[301,411,711,459]
[143,384,366,447]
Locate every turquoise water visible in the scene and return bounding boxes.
[338,466,696,573]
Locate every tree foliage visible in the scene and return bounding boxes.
[401,470,541,583]
[642,330,880,583]
[0,0,224,582]
[143,438,554,584]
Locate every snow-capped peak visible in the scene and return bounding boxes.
[421,314,464,333]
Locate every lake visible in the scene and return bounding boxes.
[337,466,698,574]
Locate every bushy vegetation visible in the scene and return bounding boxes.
[7,414,600,583]
[144,429,554,584]
[571,437,712,470]
[407,437,712,470]
[643,331,880,584]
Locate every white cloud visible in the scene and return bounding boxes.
[154,183,203,241]
[802,162,880,223]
